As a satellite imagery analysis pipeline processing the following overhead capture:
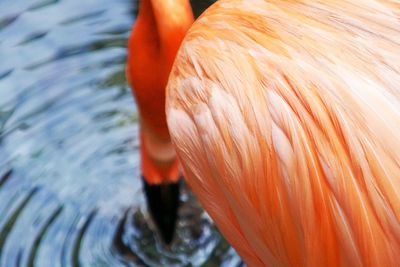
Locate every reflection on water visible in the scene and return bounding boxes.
[0,0,242,266]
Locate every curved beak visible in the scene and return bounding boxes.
[142,177,181,244]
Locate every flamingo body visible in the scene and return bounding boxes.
[166,0,400,266]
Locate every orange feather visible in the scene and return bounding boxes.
[166,0,400,266]
[127,0,193,184]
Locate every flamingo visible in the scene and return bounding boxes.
[126,0,193,243]
[166,0,400,266]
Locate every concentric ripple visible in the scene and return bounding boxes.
[0,0,242,266]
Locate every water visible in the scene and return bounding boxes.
[0,0,242,266]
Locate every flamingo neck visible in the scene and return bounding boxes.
[136,0,193,63]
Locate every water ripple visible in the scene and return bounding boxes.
[0,0,241,266]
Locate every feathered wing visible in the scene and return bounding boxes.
[166,0,400,266]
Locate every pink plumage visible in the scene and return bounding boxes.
[166,0,400,266]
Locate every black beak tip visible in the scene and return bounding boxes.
[142,177,181,245]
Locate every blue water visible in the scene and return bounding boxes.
[0,0,242,266]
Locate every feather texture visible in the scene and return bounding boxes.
[166,0,400,266]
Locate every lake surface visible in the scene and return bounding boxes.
[0,0,242,266]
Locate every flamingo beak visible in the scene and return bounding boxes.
[142,177,181,244]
